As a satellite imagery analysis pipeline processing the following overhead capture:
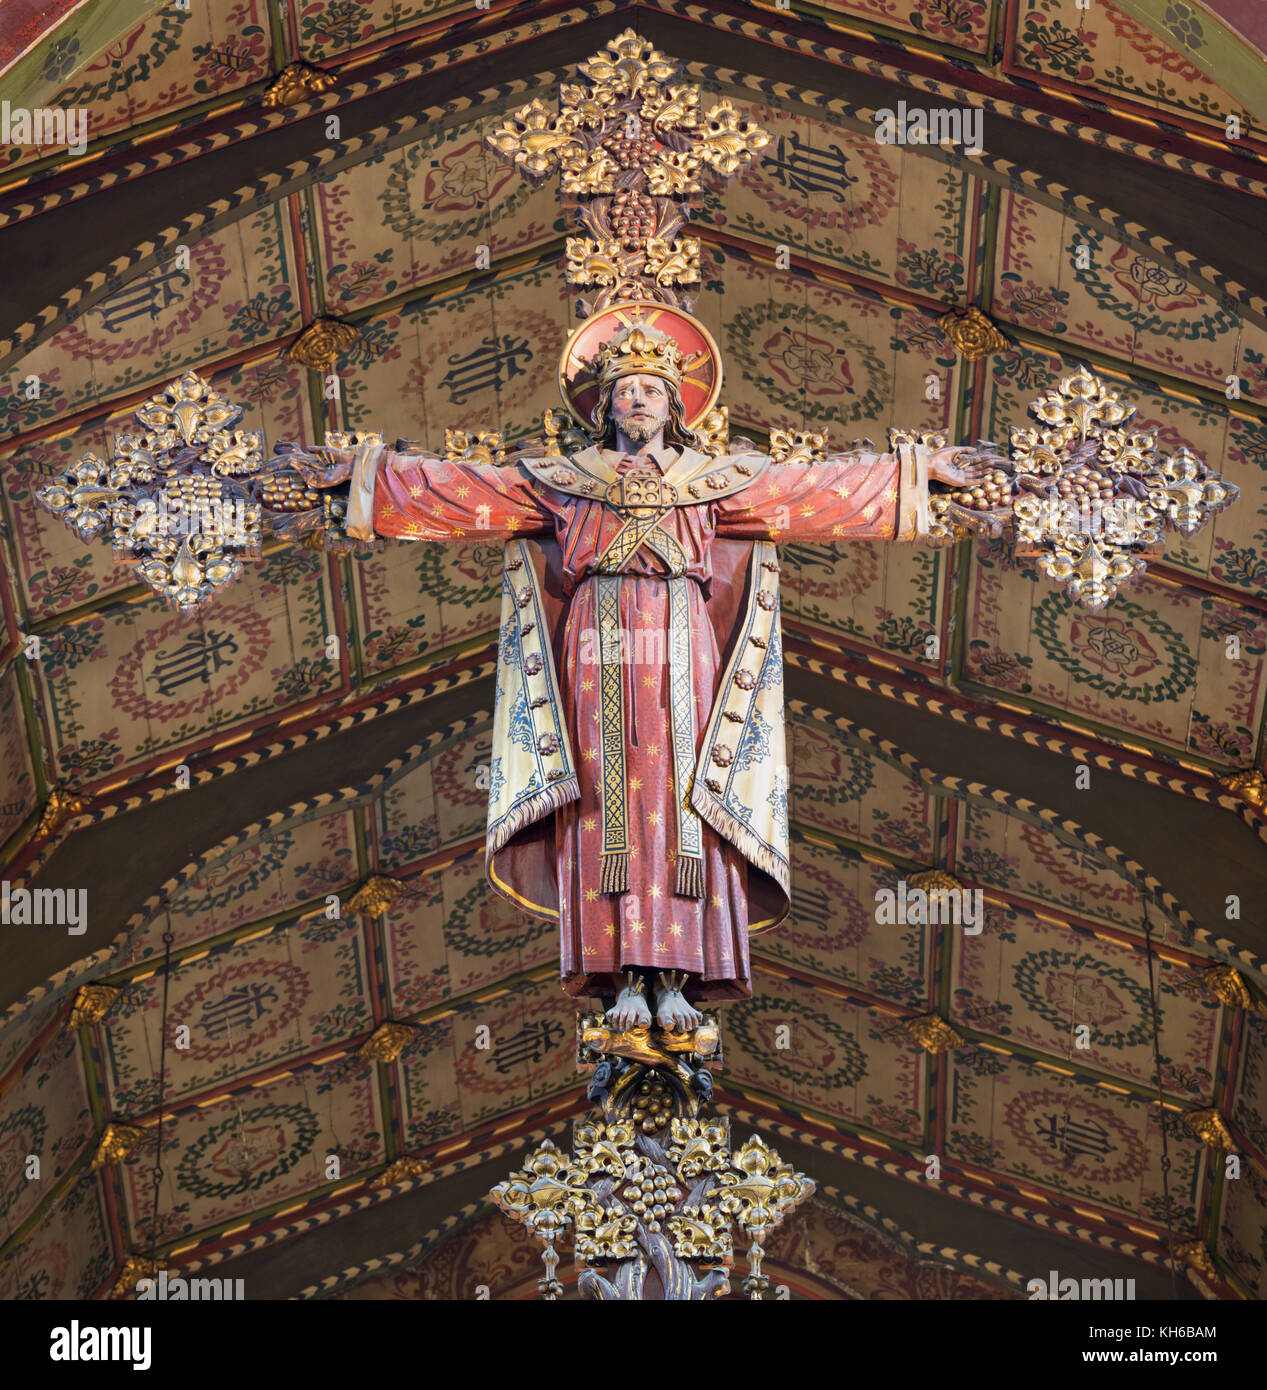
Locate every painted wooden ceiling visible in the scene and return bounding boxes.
[0,0,1265,1302]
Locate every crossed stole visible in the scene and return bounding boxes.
[516,445,777,906]
[591,502,704,899]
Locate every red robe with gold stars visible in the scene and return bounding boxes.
[348,439,928,1001]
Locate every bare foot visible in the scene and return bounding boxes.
[654,981,702,1032]
[607,983,651,1030]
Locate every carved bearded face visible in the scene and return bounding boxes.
[610,372,671,444]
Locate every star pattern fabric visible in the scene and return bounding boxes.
[370,444,907,1000]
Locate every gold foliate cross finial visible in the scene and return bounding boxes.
[486,28,771,315]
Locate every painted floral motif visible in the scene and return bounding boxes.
[189,6,269,94]
[1012,950,1153,1048]
[42,35,81,84]
[791,725,876,808]
[966,642,1034,692]
[762,326,855,399]
[726,301,889,422]
[909,0,989,41]
[1020,9,1093,80]
[1033,594,1196,701]
[1071,612,1159,680]
[816,0,990,50]
[31,4,270,166]
[1016,0,1243,126]
[727,995,870,1092]
[380,137,526,237]
[175,835,296,912]
[896,239,965,297]
[45,14,184,106]
[875,611,935,658]
[1075,235,1236,341]
[993,275,1070,334]
[177,1101,321,1200]
[1188,711,1254,764]
[1109,246,1199,308]
[955,844,1016,887]
[0,1105,48,1221]
[442,873,549,961]
[954,997,1016,1036]
[1015,823,1132,904]
[1161,1,1205,54]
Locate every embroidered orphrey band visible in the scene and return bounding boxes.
[597,574,628,893]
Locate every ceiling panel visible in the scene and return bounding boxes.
[960,543,1267,767]
[759,842,932,1009]
[4,202,302,424]
[726,982,929,1144]
[819,0,994,52]
[119,1056,386,1249]
[0,1,275,177]
[0,1027,93,1241]
[0,663,39,848]
[789,718,937,857]
[354,541,502,680]
[953,798,1188,943]
[312,118,564,316]
[698,99,977,289]
[1009,0,1252,128]
[97,916,374,1114]
[29,543,347,786]
[382,851,554,1014]
[949,903,1221,1099]
[0,1170,113,1300]
[945,1044,1204,1231]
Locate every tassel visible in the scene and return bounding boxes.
[601,852,629,895]
[675,855,705,899]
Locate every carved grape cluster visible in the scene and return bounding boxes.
[631,1074,673,1134]
[610,188,659,249]
[621,1161,683,1233]
[605,128,659,171]
[1057,465,1117,503]
[949,468,1012,511]
[259,474,321,512]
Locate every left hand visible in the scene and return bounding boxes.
[928,444,1006,489]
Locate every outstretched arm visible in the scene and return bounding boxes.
[713,444,999,542]
[343,443,554,542]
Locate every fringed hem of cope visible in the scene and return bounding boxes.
[563,969,752,1003]
[487,774,580,859]
[690,784,791,911]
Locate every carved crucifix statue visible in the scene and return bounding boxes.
[286,30,1016,1034]
[309,313,996,1035]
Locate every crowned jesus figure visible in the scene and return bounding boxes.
[329,308,992,1034]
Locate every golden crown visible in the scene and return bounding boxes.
[595,323,684,390]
